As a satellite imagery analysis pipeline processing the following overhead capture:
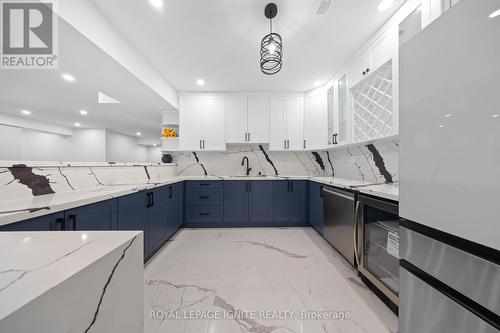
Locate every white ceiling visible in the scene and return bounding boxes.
[91,0,405,92]
[0,18,171,138]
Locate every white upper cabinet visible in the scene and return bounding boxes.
[269,96,304,150]
[370,24,398,71]
[203,97,226,150]
[269,97,286,150]
[285,97,304,150]
[179,96,204,150]
[348,50,371,88]
[247,96,269,144]
[226,96,247,143]
[179,96,226,151]
[225,96,269,144]
[304,89,327,150]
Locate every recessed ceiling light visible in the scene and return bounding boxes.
[492,114,499,118]
[136,132,142,136]
[62,73,75,82]
[74,122,81,127]
[196,79,205,86]
[489,9,500,18]
[314,80,323,87]
[153,144,157,147]
[149,0,163,9]
[377,0,394,12]
[79,110,88,116]
[439,125,444,128]
[444,114,451,118]
[21,109,31,115]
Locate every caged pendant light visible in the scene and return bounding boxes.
[260,3,282,75]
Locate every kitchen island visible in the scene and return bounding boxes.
[0,230,143,333]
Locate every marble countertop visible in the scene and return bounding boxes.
[0,176,398,226]
[0,230,141,320]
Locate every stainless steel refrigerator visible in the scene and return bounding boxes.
[399,0,500,332]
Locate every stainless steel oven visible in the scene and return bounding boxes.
[355,193,399,309]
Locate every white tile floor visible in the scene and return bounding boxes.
[144,228,397,333]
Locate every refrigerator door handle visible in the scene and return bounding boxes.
[354,201,361,267]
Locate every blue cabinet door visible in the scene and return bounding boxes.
[148,186,169,255]
[309,181,324,234]
[117,191,149,260]
[0,214,53,231]
[273,181,290,222]
[69,200,117,231]
[249,181,274,223]
[290,181,308,223]
[166,182,183,238]
[223,181,249,224]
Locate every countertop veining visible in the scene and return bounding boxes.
[0,176,398,226]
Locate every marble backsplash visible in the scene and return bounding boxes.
[0,139,398,201]
[0,163,177,202]
[172,139,399,183]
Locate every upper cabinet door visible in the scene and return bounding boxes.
[337,74,349,145]
[327,84,337,145]
[203,97,226,150]
[370,25,398,71]
[304,90,327,149]
[180,96,204,150]
[226,96,248,143]
[285,96,304,150]
[269,97,286,150]
[349,50,371,88]
[247,96,269,144]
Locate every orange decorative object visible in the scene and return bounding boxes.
[162,128,177,138]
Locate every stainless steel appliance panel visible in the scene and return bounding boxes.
[400,227,500,315]
[400,268,498,333]
[323,186,355,265]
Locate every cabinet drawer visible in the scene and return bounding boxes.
[186,190,222,205]
[185,180,222,190]
[186,205,222,223]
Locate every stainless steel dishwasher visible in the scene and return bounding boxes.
[323,186,356,265]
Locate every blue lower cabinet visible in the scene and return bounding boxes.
[117,191,150,259]
[308,181,324,234]
[185,181,223,226]
[273,181,291,223]
[249,181,274,223]
[0,214,55,231]
[166,182,184,238]
[66,199,117,231]
[223,181,249,224]
[148,186,169,256]
[290,181,308,223]
[273,180,308,225]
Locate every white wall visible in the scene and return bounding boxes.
[105,129,149,163]
[0,125,157,162]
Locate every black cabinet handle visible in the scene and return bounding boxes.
[249,182,252,192]
[320,186,323,198]
[291,182,294,192]
[245,182,249,192]
[199,195,210,199]
[362,71,366,75]
[366,68,370,73]
[146,192,154,207]
[199,183,210,187]
[68,214,76,231]
[169,186,173,199]
[55,217,65,231]
[199,212,210,216]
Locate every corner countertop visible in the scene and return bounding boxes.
[0,176,398,227]
[0,230,141,321]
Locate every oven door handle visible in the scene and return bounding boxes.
[354,200,362,267]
